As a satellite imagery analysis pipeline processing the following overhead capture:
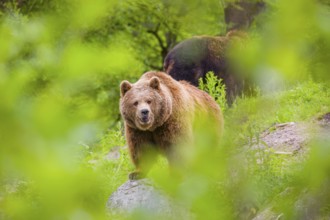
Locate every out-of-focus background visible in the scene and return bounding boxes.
[0,0,329,219]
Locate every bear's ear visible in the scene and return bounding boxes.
[120,80,132,97]
[149,77,160,90]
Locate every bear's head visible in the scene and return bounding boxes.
[120,76,172,131]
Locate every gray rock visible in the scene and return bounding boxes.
[250,122,311,154]
[252,207,281,220]
[104,146,121,161]
[250,113,330,155]
[106,178,192,219]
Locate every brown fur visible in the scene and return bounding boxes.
[163,30,249,104]
[120,71,223,179]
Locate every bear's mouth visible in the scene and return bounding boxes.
[135,114,154,131]
[136,115,153,130]
[139,116,150,124]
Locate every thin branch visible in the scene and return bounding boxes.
[146,23,166,51]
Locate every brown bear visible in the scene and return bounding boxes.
[120,71,223,180]
[224,0,265,32]
[163,31,249,105]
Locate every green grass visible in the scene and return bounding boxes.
[87,79,330,219]
[226,80,330,146]
[1,78,329,219]
[82,123,133,196]
[222,80,330,217]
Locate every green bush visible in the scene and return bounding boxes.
[199,71,228,112]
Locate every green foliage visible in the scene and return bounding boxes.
[0,0,330,219]
[84,0,224,70]
[230,0,330,85]
[83,123,133,196]
[199,71,228,112]
[0,1,140,219]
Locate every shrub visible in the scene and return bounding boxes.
[199,71,228,112]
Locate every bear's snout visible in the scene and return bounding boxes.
[141,109,149,116]
[140,109,149,123]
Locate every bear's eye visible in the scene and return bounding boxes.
[133,101,138,106]
[146,100,152,104]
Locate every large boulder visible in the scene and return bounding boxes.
[106,178,191,219]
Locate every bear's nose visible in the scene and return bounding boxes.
[141,109,149,116]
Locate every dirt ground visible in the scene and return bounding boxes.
[250,112,330,155]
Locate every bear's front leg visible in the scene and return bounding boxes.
[125,127,157,180]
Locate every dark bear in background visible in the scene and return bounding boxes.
[163,0,265,104]
[163,31,244,104]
